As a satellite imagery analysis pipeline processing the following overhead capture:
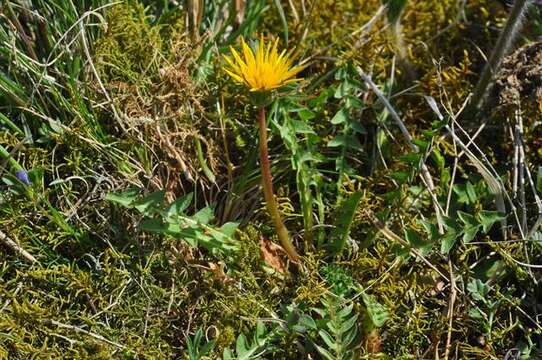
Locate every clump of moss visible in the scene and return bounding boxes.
[0,249,177,358]
[94,3,163,84]
[93,3,220,195]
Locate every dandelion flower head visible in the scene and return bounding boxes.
[223,35,304,92]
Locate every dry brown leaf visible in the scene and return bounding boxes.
[365,329,382,354]
[259,236,286,274]
[208,262,233,284]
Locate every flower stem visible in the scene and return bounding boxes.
[257,107,299,262]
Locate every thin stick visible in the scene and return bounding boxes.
[514,110,538,283]
[444,259,457,360]
[515,111,528,233]
[511,118,519,199]
[0,229,36,263]
[43,319,128,350]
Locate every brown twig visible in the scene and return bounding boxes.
[0,229,36,263]
[43,319,128,351]
[444,259,457,360]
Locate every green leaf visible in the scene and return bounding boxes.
[441,217,461,254]
[329,191,363,256]
[333,76,362,98]
[105,188,140,208]
[0,113,23,135]
[467,278,489,301]
[473,258,506,283]
[318,329,339,352]
[140,218,166,233]
[309,87,334,107]
[400,153,422,165]
[315,344,336,360]
[457,211,477,227]
[328,135,362,151]
[192,207,214,225]
[441,232,459,254]
[254,321,267,344]
[345,135,363,151]
[291,119,316,134]
[349,120,366,134]
[326,319,341,335]
[327,135,346,147]
[140,219,197,244]
[431,148,445,171]
[298,109,316,121]
[463,226,480,243]
[478,210,505,233]
[195,137,216,184]
[362,293,389,328]
[166,193,193,218]
[299,315,317,330]
[236,334,248,356]
[457,211,480,243]
[342,326,358,350]
[272,0,288,46]
[331,108,348,124]
[390,171,410,183]
[219,222,239,238]
[47,202,77,235]
[468,307,484,320]
[345,95,363,109]
[466,182,477,204]
[222,348,234,360]
[340,312,358,334]
[404,228,432,255]
[453,184,470,204]
[337,303,354,319]
[419,219,439,241]
[133,190,165,216]
[412,139,429,151]
[383,188,402,202]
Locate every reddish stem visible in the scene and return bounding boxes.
[258,107,299,262]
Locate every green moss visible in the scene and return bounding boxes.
[1,0,539,358]
[94,3,164,84]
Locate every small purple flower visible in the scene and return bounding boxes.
[15,170,30,185]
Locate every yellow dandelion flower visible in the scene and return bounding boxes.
[223,35,304,92]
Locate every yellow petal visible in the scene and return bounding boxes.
[241,37,256,69]
[224,69,245,84]
[230,46,247,70]
[223,55,242,75]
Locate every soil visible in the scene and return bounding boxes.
[494,40,542,107]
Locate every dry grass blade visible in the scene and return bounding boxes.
[43,319,129,351]
[358,67,445,233]
[444,124,509,233]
